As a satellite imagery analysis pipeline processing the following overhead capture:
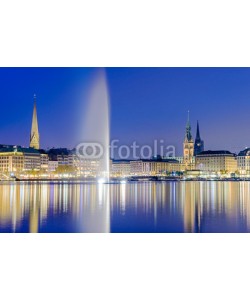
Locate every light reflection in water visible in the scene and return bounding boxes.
[1,182,250,232]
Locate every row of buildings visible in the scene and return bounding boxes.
[111,112,249,177]
[0,144,104,177]
[111,150,239,177]
[1,96,250,178]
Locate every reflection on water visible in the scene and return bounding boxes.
[1,181,250,233]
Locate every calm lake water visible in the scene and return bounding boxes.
[0,181,250,233]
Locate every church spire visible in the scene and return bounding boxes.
[196,121,201,140]
[194,120,204,156]
[30,94,40,150]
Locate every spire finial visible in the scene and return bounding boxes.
[186,110,190,126]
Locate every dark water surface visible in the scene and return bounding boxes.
[0,181,250,233]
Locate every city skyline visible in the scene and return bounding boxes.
[1,68,250,155]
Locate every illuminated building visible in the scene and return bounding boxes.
[237,148,250,175]
[23,148,41,171]
[0,145,41,173]
[0,148,24,173]
[67,149,101,176]
[194,121,204,156]
[30,94,40,150]
[183,111,194,170]
[75,158,100,177]
[47,148,74,166]
[46,148,102,177]
[111,160,131,177]
[39,150,49,170]
[130,158,180,176]
[57,153,74,166]
[195,150,237,173]
[48,160,58,172]
[163,156,195,172]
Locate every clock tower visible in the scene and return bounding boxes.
[183,111,194,169]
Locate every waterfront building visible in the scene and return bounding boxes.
[0,145,41,173]
[23,147,41,171]
[163,156,195,172]
[69,149,100,177]
[47,148,74,166]
[130,158,180,176]
[46,148,102,177]
[237,148,250,175]
[39,150,49,170]
[183,111,194,170]
[30,94,40,150]
[0,148,24,173]
[76,159,101,177]
[164,156,183,163]
[111,160,131,177]
[48,160,59,172]
[195,150,237,173]
[194,121,204,156]
[58,153,74,166]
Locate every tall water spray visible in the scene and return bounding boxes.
[79,69,111,232]
[83,69,110,180]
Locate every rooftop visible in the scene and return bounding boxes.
[112,159,131,164]
[0,145,40,154]
[238,148,250,156]
[132,158,179,163]
[196,150,235,156]
[47,148,72,155]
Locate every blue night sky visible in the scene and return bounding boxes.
[0,67,250,155]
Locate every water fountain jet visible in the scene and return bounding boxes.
[83,69,110,182]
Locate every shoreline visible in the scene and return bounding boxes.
[0,178,250,183]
